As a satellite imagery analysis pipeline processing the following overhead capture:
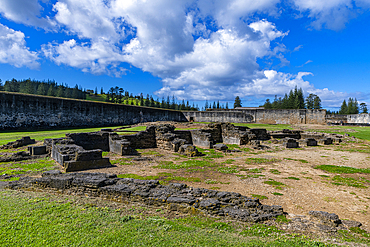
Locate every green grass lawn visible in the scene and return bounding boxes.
[0,126,123,145]
[307,126,370,141]
[0,190,342,247]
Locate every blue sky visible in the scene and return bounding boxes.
[0,0,370,110]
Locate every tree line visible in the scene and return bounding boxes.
[0,79,199,111]
[104,86,199,111]
[261,87,322,110]
[0,78,86,99]
[335,98,368,114]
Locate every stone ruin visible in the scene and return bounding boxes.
[0,136,35,149]
[1,170,284,222]
[0,170,363,231]
[0,122,344,170]
[0,124,364,230]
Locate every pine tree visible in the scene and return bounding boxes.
[161,97,165,108]
[353,98,359,114]
[72,85,79,99]
[347,98,354,114]
[36,83,47,95]
[205,100,209,110]
[305,94,315,109]
[313,95,322,109]
[339,100,348,114]
[263,99,272,109]
[287,90,295,109]
[234,96,242,108]
[47,85,55,96]
[360,103,368,113]
[225,102,229,109]
[297,88,305,109]
[56,85,64,97]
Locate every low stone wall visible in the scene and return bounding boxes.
[347,114,370,124]
[185,111,254,123]
[0,92,187,130]
[66,132,111,151]
[4,171,284,223]
[184,109,326,125]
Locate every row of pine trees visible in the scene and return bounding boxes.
[0,79,199,111]
[337,98,368,114]
[262,87,322,110]
[0,79,86,99]
[103,86,199,111]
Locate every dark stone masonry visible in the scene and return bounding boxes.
[4,171,284,222]
[0,92,187,130]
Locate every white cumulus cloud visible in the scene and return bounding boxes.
[0,24,39,69]
[0,0,55,29]
[30,0,370,106]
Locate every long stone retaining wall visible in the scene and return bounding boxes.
[184,109,327,125]
[0,92,187,130]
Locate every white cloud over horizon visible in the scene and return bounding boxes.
[0,24,40,69]
[0,0,370,106]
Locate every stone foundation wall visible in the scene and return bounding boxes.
[5,171,284,223]
[0,92,187,130]
[184,109,326,125]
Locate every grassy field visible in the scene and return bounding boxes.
[0,190,338,247]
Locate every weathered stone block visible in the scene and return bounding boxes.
[284,138,299,148]
[178,144,201,157]
[341,220,362,228]
[213,143,228,151]
[190,130,213,148]
[64,158,111,172]
[318,138,333,145]
[28,146,47,155]
[309,211,341,227]
[109,135,134,155]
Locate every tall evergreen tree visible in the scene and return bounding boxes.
[47,85,55,96]
[72,85,79,99]
[339,100,348,114]
[287,90,295,109]
[263,99,272,109]
[56,85,64,97]
[313,95,322,109]
[233,96,242,108]
[360,103,368,113]
[36,83,47,95]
